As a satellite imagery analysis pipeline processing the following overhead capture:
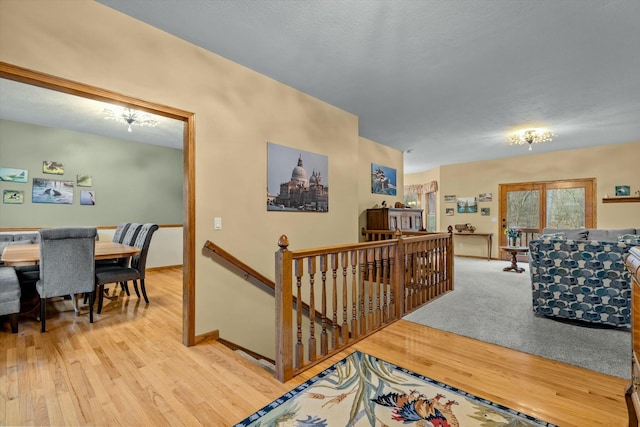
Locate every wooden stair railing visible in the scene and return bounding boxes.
[203,240,335,333]
[275,229,453,382]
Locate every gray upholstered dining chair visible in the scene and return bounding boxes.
[37,227,97,332]
[112,223,131,244]
[95,223,158,313]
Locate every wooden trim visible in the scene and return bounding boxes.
[0,61,196,349]
[603,197,640,203]
[0,224,184,232]
[193,330,220,345]
[147,264,183,272]
[217,338,275,365]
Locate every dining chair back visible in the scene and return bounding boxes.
[112,223,131,244]
[95,223,159,312]
[122,223,143,246]
[37,227,97,332]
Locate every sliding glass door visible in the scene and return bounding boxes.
[499,178,596,251]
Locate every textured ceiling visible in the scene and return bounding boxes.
[3,1,639,174]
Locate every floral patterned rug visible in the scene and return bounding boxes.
[234,351,556,426]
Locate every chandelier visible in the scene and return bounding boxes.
[102,107,159,132]
[506,128,554,151]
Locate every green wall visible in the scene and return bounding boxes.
[0,119,183,227]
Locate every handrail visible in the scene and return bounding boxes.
[204,240,275,288]
[275,228,453,381]
[203,240,338,336]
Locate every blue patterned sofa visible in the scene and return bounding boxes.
[529,234,639,328]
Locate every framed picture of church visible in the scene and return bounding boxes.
[371,163,397,196]
[266,142,329,212]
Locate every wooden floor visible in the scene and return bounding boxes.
[0,267,628,426]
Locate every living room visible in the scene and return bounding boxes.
[1,1,639,425]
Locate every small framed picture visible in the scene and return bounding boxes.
[80,191,96,205]
[478,193,492,202]
[77,174,93,187]
[43,160,64,175]
[615,185,631,196]
[445,207,454,216]
[444,195,456,203]
[3,189,24,204]
[481,207,490,216]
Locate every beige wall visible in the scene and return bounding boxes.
[0,0,403,357]
[407,141,640,259]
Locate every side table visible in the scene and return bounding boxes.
[499,246,529,273]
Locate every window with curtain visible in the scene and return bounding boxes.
[404,181,438,232]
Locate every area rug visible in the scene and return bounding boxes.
[234,351,555,426]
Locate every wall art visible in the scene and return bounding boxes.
[3,189,24,204]
[615,185,631,196]
[481,207,490,216]
[0,167,28,183]
[77,174,93,187]
[370,163,397,196]
[80,190,96,205]
[457,197,477,213]
[445,207,454,216]
[267,142,329,212]
[42,160,64,175]
[444,195,456,203]
[478,193,492,202]
[32,178,73,204]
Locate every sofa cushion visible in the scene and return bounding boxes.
[538,232,567,240]
[587,228,637,242]
[618,234,640,245]
[542,228,588,240]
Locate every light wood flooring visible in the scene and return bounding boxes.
[0,267,628,426]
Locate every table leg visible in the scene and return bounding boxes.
[503,250,525,273]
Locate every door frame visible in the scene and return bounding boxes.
[0,61,197,346]
[498,178,597,248]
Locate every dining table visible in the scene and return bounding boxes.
[1,241,141,266]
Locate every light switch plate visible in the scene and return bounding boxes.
[214,217,222,230]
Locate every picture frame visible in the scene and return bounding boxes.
[3,189,24,204]
[445,207,454,216]
[32,178,74,204]
[267,142,329,212]
[80,190,96,205]
[615,185,631,196]
[0,167,28,183]
[370,163,397,196]
[457,197,477,213]
[77,174,93,187]
[444,195,456,203]
[481,207,490,216]
[42,160,64,175]
[478,193,492,202]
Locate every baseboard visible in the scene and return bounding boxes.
[147,264,183,271]
[194,329,220,345]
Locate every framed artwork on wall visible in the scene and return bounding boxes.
[444,195,456,203]
[615,185,631,196]
[457,197,477,213]
[445,207,454,216]
[0,167,28,183]
[77,174,93,187]
[481,207,490,216]
[80,190,96,205]
[267,142,329,212]
[42,161,64,175]
[478,193,492,202]
[3,190,24,204]
[32,178,73,204]
[371,163,397,195]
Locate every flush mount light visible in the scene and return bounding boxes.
[102,107,158,132]
[506,128,554,151]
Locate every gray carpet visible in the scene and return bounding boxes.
[403,257,631,379]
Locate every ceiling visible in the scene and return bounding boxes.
[3,1,639,174]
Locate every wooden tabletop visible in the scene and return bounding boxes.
[1,241,140,266]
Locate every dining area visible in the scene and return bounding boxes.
[0,223,158,333]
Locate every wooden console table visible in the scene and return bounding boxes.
[454,232,493,260]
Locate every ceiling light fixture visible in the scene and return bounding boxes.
[102,107,159,132]
[506,128,554,151]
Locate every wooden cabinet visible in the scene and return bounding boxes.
[366,208,423,231]
[626,247,640,425]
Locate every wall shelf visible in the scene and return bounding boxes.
[602,197,640,203]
